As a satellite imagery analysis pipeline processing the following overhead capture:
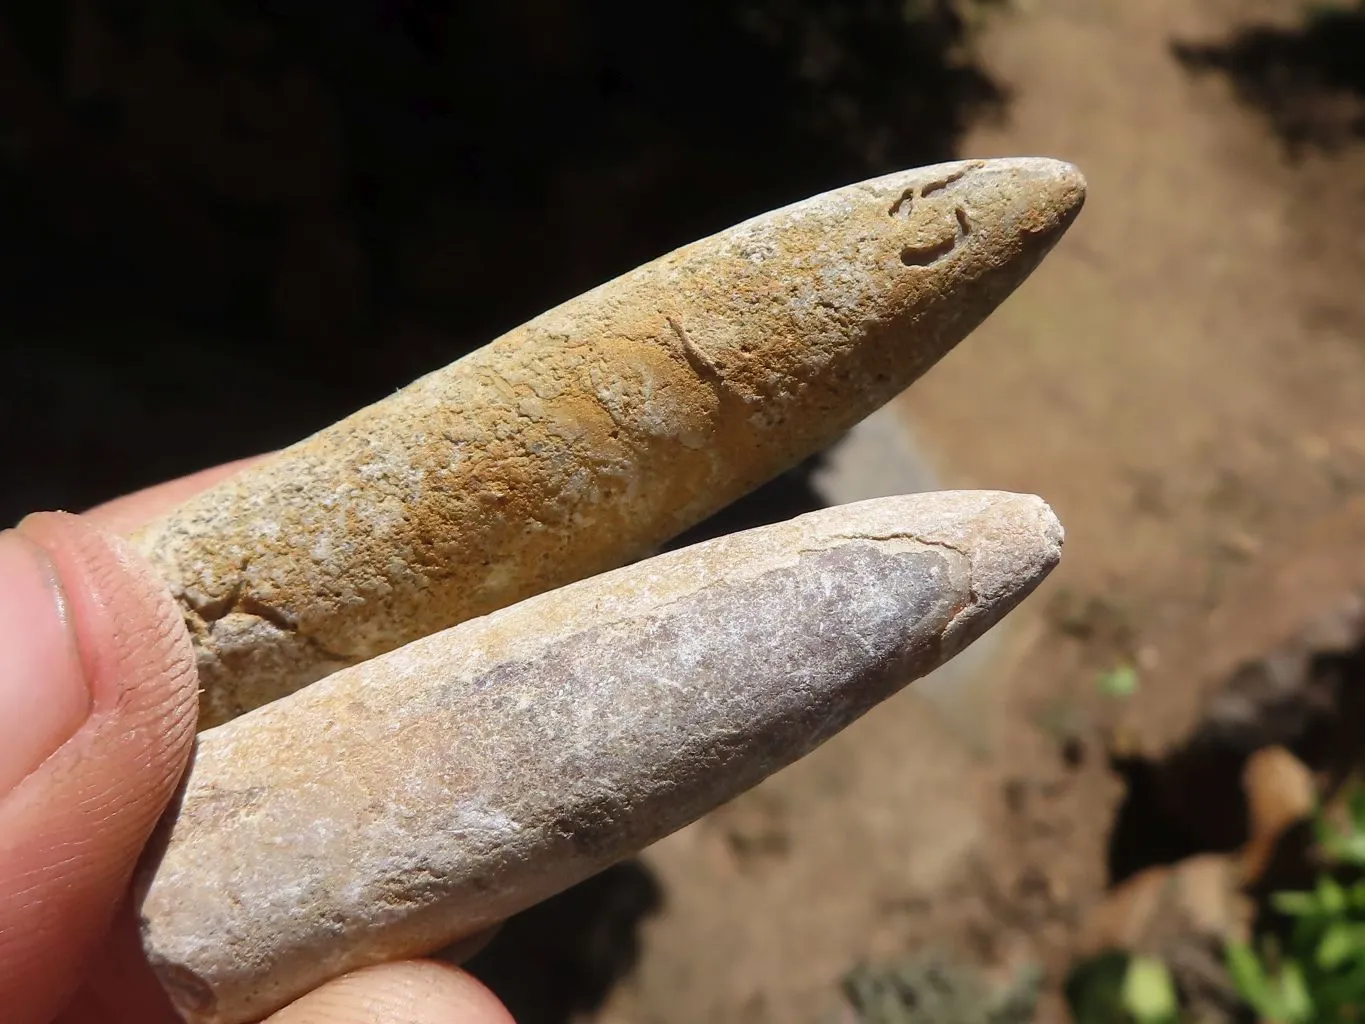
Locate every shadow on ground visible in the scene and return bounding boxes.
[1172,4,1365,157]
[464,862,664,1024]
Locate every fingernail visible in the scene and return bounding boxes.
[0,529,91,793]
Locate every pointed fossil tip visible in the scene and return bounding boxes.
[930,490,1064,655]
[990,155,1087,196]
[995,155,1087,232]
[957,156,1087,254]
[877,155,1086,253]
[809,489,1063,658]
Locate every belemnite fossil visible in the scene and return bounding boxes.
[130,157,1084,730]
[132,158,1085,1024]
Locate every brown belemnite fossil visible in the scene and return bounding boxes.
[136,491,1064,1024]
[130,157,1086,729]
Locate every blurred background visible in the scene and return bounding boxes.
[4,0,1365,1021]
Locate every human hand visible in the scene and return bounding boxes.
[0,458,514,1024]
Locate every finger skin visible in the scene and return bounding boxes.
[0,514,198,1024]
[266,962,514,1024]
[55,900,186,1024]
[84,456,269,537]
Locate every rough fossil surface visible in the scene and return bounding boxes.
[129,158,1086,729]
[136,491,1064,1024]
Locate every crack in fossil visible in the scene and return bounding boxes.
[886,161,985,219]
[237,595,299,633]
[900,236,958,267]
[899,204,972,267]
[920,162,983,197]
[182,580,243,624]
[666,315,724,381]
[182,578,350,666]
[888,189,916,219]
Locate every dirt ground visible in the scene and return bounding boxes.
[499,1,1365,1020]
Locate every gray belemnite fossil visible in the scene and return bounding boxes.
[129,157,1086,730]
[137,492,1063,1024]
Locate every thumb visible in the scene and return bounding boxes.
[0,513,198,1023]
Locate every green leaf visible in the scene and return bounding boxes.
[1337,831,1365,867]
[1289,913,1319,959]
[1277,960,1314,1023]
[1319,791,1365,866]
[1347,783,1365,831]
[1272,890,1321,917]
[1311,956,1365,1018]
[1121,957,1178,1024]
[1226,942,1276,1015]
[1319,875,1348,916]
[1065,952,1130,1024]
[1317,922,1355,970]
[1097,664,1139,698]
[1322,820,1365,867]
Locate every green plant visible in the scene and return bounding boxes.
[1066,951,1179,1024]
[1070,784,1365,1023]
[1317,782,1365,869]
[1122,957,1180,1024]
[1226,930,1318,1023]
[1224,782,1365,1022]
[1097,663,1139,699]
